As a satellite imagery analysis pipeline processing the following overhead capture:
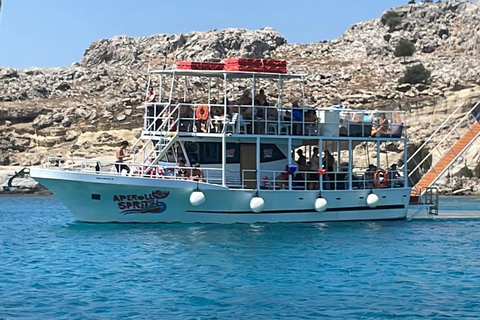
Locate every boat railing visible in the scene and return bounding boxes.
[142,102,407,138]
[242,167,406,191]
[43,157,241,186]
[44,157,407,191]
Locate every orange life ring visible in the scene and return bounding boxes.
[196,105,209,120]
[373,169,388,188]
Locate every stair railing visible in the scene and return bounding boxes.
[132,102,179,164]
[409,102,480,193]
[405,103,465,166]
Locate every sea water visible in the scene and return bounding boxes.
[1,195,480,319]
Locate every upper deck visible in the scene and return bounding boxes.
[140,68,407,140]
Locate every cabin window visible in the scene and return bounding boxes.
[184,142,284,164]
[185,142,287,165]
[185,142,239,164]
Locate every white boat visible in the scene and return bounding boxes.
[30,63,414,223]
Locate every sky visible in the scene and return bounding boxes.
[0,0,408,69]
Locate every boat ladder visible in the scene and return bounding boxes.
[132,103,180,167]
[407,101,480,197]
[408,186,439,220]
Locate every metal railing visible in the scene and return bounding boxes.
[138,102,407,138]
[45,156,409,192]
[407,102,480,189]
[242,167,407,191]
[44,157,232,186]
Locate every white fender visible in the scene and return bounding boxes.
[250,197,265,213]
[190,191,205,206]
[314,197,328,212]
[367,193,379,208]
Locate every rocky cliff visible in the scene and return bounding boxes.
[1,1,480,194]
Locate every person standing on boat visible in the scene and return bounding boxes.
[296,149,307,166]
[295,149,307,181]
[308,147,320,190]
[115,141,131,175]
[143,86,158,130]
[322,149,336,190]
[322,149,335,172]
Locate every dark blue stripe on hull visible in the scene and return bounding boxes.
[186,204,405,214]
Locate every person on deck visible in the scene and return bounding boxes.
[255,89,268,106]
[115,141,131,174]
[322,149,335,172]
[190,163,205,182]
[308,147,320,190]
[365,164,377,187]
[296,149,307,166]
[177,159,189,179]
[236,90,252,106]
[388,163,402,187]
[322,149,336,190]
[139,86,159,130]
[236,90,253,121]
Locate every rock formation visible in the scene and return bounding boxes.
[1,1,480,194]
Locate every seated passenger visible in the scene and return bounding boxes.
[177,159,189,179]
[267,107,278,120]
[364,164,377,187]
[387,163,403,187]
[179,102,194,132]
[290,101,302,121]
[371,113,389,136]
[212,106,227,132]
[255,89,268,106]
[235,90,252,106]
[389,112,404,138]
[190,163,204,182]
[305,110,316,124]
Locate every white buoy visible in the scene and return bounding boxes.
[250,196,265,213]
[190,191,205,206]
[367,193,379,208]
[314,197,328,212]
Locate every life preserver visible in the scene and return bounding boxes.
[373,169,388,188]
[196,105,209,120]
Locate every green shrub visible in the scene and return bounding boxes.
[419,147,432,173]
[399,63,431,84]
[381,11,402,32]
[462,165,474,178]
[474,161,480,178]
[394,39,415,60]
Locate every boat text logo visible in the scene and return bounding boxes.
[113,190,170,215]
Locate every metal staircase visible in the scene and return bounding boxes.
[407,101,480,197]
[132,103,180,167]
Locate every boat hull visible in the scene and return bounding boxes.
[31,168,411,223]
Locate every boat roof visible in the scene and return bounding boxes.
[149,69,306,80]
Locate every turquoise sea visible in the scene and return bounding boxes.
[1,195,480,319]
